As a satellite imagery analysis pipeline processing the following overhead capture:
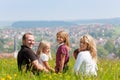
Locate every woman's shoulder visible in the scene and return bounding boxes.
[80,51,90,54]
[78,51,91,57]
[77,51,92,61]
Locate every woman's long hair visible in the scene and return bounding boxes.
[80,34,97,62]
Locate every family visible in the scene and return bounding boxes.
[17,30,98,76]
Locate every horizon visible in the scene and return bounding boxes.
[0,0,120,21]
[0,17,120,22]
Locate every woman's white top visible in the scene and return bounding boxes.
[74,51,98,76]
[38,53,49,67]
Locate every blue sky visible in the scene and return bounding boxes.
[0,0,120,21]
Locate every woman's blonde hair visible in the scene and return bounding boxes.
[36,41,52,59]
[80,34,97,62]
[56,30,70,47]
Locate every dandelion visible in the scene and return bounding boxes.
[6,75,12,80]
[0,78,5,80]
[14,74,17,77]
[88,78,92,80]
[49,75,52,79]
[115,63,118,66]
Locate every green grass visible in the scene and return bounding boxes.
[0,57,120,80]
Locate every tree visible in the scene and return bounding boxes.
[104,39,114,53]
[114,46,120,57]
[97,45,109,58]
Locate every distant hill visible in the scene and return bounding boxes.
[11,21,78,28]
[1,17,120,28]
[72,17,120,24]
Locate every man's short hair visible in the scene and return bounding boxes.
[22,33,33,41]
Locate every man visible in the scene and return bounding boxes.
[17,33,48,73]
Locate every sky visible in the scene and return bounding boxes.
[0,0,120,21]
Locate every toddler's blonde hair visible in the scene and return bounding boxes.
[36,41,52,59]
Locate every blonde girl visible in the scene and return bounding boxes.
[55,30,70,73]
[36,41,54,72]
[74,34,98,76]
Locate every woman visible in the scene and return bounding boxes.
[74,34,98,76]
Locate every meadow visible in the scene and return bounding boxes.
[0,56,120,80]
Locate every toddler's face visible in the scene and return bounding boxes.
[43,45,50,55]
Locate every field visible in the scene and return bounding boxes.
[0,57,120,80]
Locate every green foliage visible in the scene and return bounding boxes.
[0,57,120,80]
[113,26,120,37]
[97,45,109,57]
[104,40,114,53]
[0,36,15,53]
[114,46,120,57]
[0,41,4,52]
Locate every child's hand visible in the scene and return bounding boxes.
[51,68,55,72]
[43,67,49,73]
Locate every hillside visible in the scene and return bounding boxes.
[72,17,120,24]
[1,17,120,28]
[11,21,78,28]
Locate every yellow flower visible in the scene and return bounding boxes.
[6,75,12,80]
[14,74,17,77]
[0,78,5,80]
[49,75,52,79]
